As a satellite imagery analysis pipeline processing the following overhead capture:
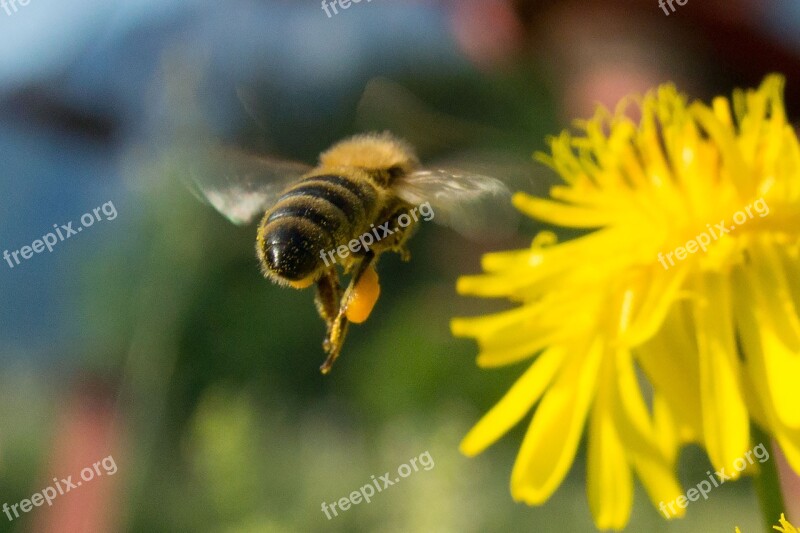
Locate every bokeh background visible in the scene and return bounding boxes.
[1,1,799,531]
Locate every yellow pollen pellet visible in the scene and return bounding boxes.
[346,266,380,323]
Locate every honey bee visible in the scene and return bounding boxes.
[189,131,515,373]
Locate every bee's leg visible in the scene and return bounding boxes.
[319,251,376,374]
[382,207,416,262]
[394,232,413,262]
[314,268,341,344]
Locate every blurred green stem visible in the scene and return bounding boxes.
[752,424,784,530]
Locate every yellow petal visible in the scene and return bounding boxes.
[622,263,690,346]
[512,194,614,228]
[630,454,685,519]
[611,348,667,464]
[587,357,633,530]
[756,322,800,429]
[510,338,603,504]
[652,393,679,464]
[637,306,703,442]
[460,346,566,456]
[746,238,800,353]
[694,272,749,475]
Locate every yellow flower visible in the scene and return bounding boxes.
[774,514,800,533]
[453,75,800,530]
[736,513,799,532]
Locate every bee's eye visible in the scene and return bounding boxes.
[387,166,405,180]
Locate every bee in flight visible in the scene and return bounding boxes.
[190,131,515,373]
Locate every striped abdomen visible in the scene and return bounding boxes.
[257,172,380,282]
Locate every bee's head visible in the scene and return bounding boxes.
[319,132,419,177]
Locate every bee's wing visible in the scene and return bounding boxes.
[186,145,312,225]
[356,77,500,160]
[393,169,519,240]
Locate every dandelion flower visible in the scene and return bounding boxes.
[453,74,800,529]
[735,512,798,532]
[774,513,800,533]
